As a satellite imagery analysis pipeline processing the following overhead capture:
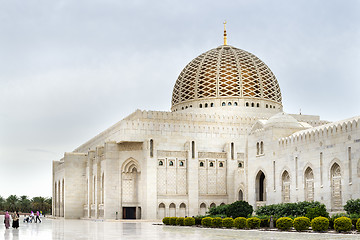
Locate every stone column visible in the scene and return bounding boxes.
[63,152,87,219]
[142,139,157,219]
[103,141,120,219]
[187,140,199,217]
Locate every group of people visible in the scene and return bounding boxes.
[4,210,42,229]
[23,211,42,223]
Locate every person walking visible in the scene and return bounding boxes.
[35,211,41,223]
[30,211,34,223]
[4,211,10,229]
[12,211,19,229]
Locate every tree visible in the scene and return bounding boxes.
[31,196,51,214]
[0,196,5,211]
[19,195,31,213]
[5,195,19,212]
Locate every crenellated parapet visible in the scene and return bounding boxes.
[278,116,360,146]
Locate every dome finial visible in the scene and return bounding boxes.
[223,21,227,45]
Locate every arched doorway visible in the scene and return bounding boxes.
[199,203,206,216]
[169,203,176,217]
[304,167,314,201]
[238,189,244,201]
[158,203,165,219]
[331,163,342,209]
[179,203,186,217]
[122,158,141,219]
[255,171,266,201]
[282,171,290,203]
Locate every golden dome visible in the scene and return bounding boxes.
[171,45,282,111]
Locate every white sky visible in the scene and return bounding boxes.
[0,0,359,198]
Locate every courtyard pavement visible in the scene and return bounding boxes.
[0,216,359,240]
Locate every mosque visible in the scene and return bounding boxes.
[52,25,360,219]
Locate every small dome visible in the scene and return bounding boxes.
[171,45,282,111]
[265,112,302,129]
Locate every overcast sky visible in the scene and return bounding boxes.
[0,0,359,198]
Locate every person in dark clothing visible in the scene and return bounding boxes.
[35,211,41,223]
[12,211,19,229]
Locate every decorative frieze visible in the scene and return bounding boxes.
[157,150,187,158]
[198,152,227,159]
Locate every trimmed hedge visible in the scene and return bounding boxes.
[293,217,310,231]
[234,217,247,229]
[208,201,253,218]
[184,217,195,226]
[247,217,261,229]
[194,216,205,225]
[256,201,328,218]
[201,217,213,227]
[169,217,178,225]
[334,217,352,232]
[276,217,293,231]
[176,217,185,226]
[357,218,360,231]
[311,216,329,232]
[163,217,170,225]
[211,217,223,227]
[222,218,234,228]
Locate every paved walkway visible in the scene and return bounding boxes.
[0,216,359,240]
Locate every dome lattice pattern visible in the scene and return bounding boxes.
[172,45,282,108]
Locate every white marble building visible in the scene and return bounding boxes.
[52,37,360,219]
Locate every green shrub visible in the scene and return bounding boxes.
[184,217,195,226]
[311,216,329,232]
[225,201,253,218]
[276,217,293,231]
[162,217,170,225]
[293,217,310,231]
[169,217,178,225]
[344,199,360,215]
[234,217,247,229]
[334,217,352,232]
[357,218,360,231]
[201,217,213,227]
[194,216,205,225]
[351,218,358,230]
[305,206,329,220]
[247,217,261,229]
[176,217,185,226]
[255,201,327,218]
[208,204,229,216]
[211,217,223,227]
[222,217,234,228]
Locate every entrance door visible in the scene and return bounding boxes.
[123,207,136,219]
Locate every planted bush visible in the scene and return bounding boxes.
[334,217,352,232]
[255,201,327,218]
[222,218,234,228]
[305,205,329,220]
[194,216,205,225]
[234,217,247,229]
[311,216,329,232]
[211,217,223,227]
[225,201,253,218]
[169,217,178,225]
[176,217,185,226]
[201,217,213,227]
[357,218,360,231]
[276,217,293,231]
[344,199,360,215]
[293,217,310,231]
[162,217,170,225]
[184,217,195,226]
[247,217,261,229]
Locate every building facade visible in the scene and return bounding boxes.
[52,42,360,220]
